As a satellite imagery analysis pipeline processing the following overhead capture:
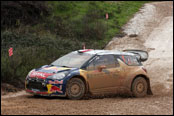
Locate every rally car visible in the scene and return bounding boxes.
[25,49,153,99]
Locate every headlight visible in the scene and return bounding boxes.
[26,79,29,84]
[48,72,67,80]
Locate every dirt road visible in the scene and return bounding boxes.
[1,1,173,115]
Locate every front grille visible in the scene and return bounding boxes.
[29,77,45,83]
[26,77,47,92]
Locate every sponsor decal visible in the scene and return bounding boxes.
[49,80,63,84]
[44,67,60,71]
[30,71,46,77]
[43,66,71,72]
[47,84,63,94]
[29,71,53,79]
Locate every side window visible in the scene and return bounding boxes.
[94,55,117,69]
[114,56,120,67]
[124,56,130,65]
[117,55,127,64]
[129,56,141,65]
[87,55,120,70]
[87,60,95,70]
[118,55,140,66]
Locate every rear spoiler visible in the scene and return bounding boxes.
[123,49,149,62]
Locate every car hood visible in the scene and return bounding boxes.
[28,65,76,79]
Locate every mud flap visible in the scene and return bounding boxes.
[147,79,153,95]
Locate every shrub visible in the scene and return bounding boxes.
[1,31,83,85]
[1,1,49,29]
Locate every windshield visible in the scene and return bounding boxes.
[51,52,94,68]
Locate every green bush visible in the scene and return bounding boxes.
[1,31,83,86]
[1,1,49,29]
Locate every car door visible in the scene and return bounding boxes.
[86,55,123,93]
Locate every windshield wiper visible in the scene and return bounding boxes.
[50,64,71,68]
[60,65,70,68]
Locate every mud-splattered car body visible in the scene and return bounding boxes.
[25,49,152,99]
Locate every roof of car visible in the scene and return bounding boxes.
[75,49,135,56]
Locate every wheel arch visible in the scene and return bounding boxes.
[131,74,153,95]
[66,75,89,94]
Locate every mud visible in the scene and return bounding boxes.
[1,1,173,115]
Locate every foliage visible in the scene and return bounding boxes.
[1,1,148,87]
[1,1,49,29]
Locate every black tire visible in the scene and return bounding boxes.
[132,77,148,97]
[66,78,85,100]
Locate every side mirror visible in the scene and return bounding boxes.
[97,65,106,72]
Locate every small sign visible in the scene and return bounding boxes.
[8,47,13,57]
[83,44,86,50]
[106,13,109,19]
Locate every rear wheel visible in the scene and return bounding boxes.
[66,78,85,100]
[132,77,148,97]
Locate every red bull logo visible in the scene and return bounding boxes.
[47,84,63,94]
[50,85,63,93]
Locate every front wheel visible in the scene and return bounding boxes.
[132,77,148,97]
[66,78,85,100]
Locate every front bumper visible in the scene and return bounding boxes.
[26,89,49,95]
[25,77,66,96]
[26,89,66,97]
